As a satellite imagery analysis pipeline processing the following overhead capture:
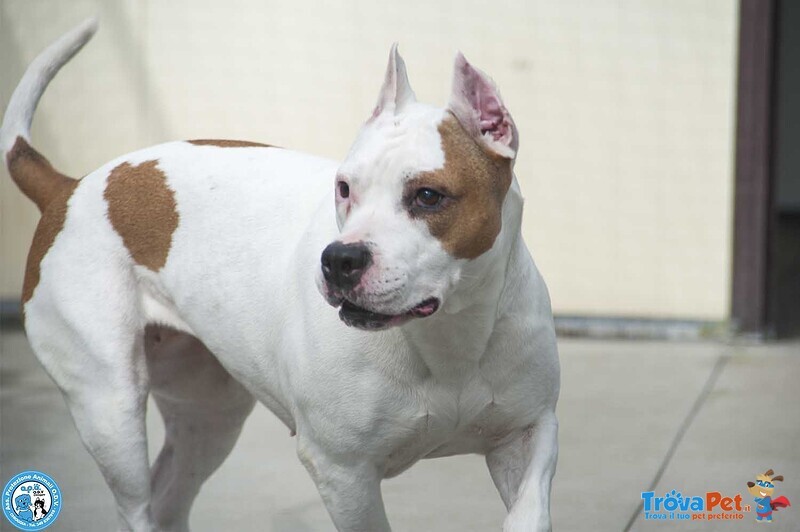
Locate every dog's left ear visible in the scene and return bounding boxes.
[372,43,416,118]
[448,52,517,159]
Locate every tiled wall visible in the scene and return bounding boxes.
[0,0,739,320]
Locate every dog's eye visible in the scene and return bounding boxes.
[414,188,443,208]
[337,181,350,199]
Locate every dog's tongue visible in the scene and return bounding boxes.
[408,298,439,318]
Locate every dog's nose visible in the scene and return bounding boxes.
[321,242,372,290]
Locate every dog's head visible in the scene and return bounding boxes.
[747,469,784,498]
[318,46,520,330]
[15,494,32,511]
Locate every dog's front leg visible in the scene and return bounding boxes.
[297,439,390,531]
[486,411,559,532]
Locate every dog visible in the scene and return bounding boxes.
[747,469,791,523]
[2,19,560,532]
[14,494,34,522]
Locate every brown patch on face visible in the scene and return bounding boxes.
[187,139,274,148]
[21,181,79,303]
[104,160,179,271]
[407,113,512,259]
[6,136,76,212]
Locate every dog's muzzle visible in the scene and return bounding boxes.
[319,241,440,330]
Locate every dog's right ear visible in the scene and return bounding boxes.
[371,43,416,118]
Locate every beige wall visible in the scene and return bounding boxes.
[0,0,738,320]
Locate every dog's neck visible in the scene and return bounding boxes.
[400,178,527,379]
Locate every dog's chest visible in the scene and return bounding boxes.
[380,375,525,477]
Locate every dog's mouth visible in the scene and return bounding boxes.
[337,297,440,330]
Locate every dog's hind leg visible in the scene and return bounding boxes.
[24,301,156,531]
[145,326,256,532]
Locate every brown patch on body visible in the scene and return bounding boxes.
[407,113,512,259]
[187,139,273,148]
[22,181,78,303]
[104,160,179,270]
[6,136,77,212]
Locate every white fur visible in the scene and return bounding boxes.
[9,20,560,532]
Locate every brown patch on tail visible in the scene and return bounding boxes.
[104,160,179,271]
[6,136,77,212]
[6,136,79,304]
[187,139,274,148]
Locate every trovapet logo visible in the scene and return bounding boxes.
[640,490,749,522]
[641,468,793,524]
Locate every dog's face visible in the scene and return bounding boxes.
[15,494,31,511]
[747,471,782,498]
[318,47,518,330]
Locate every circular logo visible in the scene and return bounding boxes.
[2,471,62,530]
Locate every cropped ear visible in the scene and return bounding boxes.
[448,52,517,159]
[372,43,416,118]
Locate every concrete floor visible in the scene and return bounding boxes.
[1,326,799,531]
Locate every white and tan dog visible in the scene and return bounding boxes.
[2,19,560,532]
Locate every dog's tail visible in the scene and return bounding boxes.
[1,17,97,212]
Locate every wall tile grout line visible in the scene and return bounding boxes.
[622,354,730,532]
